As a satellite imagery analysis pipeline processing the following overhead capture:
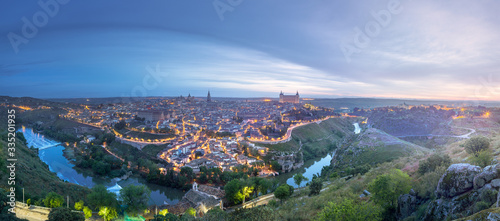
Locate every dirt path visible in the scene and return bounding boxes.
[15,204,50,221]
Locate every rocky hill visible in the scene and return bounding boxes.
[353,106,455,137]
[329,127,430,176]
[405,163,500,220]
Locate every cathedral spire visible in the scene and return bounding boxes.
[207,90,211,102]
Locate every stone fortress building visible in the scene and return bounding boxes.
[279,91,300,103]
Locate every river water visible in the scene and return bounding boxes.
[20,127,183,205]
[354,123,361,134]
[276,153,334,188]
[276,122,360,187]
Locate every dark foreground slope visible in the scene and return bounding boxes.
[0,106,90,205]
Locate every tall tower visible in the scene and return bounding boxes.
[207,91,212,102]
[279,91,284,103]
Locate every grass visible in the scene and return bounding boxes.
[262,161,404,220]
[142,144,168,159]
[331,128,430,175]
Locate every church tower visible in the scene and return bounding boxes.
[207,91,212,102]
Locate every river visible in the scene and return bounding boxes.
[354,123,361,134]
[20,127,184,205]
[275,153,334,188]
[275,122,359,187]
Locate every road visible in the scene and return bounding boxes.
[227,182,333,212]
[249,116,335,144]
[14,203,50,221]
[396,119,476,139]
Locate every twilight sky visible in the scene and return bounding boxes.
[1,0,499,100]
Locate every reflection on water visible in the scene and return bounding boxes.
[20,127,183,205]
[275,153,334,188]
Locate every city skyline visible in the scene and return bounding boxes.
[1,1,500,101]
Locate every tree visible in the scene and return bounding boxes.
[120,185,151,216]
[48,207,85,221]
[258,178,272,195]
[274,184,291,203]
[270,161,281,171]
[185,207,196,217]
[288,184,295,196]
[198,172,208,183]
[114,120,126,130]
[309,178,323,196]
[293,173,309,190]
[154,213,180,221]
[418,154,451,174]
[464,136,490,156]
[98,206,118,221]
[159,209,169,216]
[239,186,254,204]
[43,192,64,208]
[316,198,383,221]
[87,185,118,210]
[368,169,412,208]
[224,179,242,205]
[74,200,84,211]
[180,167,195,181]
[201,207,228,221]
[83,206,93,219]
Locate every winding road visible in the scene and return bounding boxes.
[396,119,476,139]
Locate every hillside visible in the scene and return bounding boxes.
[0,106,91,205]
[260,117,355,161]
[329,127,430,177]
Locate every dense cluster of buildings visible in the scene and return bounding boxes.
[60,91,335,172]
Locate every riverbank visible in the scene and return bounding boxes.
[19,127,184,206]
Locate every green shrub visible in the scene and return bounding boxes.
[469,150,494,168]
[268,199,278,207]
[414,166,447,199]
[402,216,416,221]
[48,207,84,221]
[465,136,490,156]
[473,201,491,213]
[315,198,382,221]
[415,201,430,220]
[74,200,84,211]
[418,154,451,174]
[309,178,323,196]
[479,189,498,204]
[43,192,64,208]
[83,206,92,219]
[368,169,411,208]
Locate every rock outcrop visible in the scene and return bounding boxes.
[436,163,482,198]
[397,193,416,220]
[422,164,500,220]
[474,164,500,189]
